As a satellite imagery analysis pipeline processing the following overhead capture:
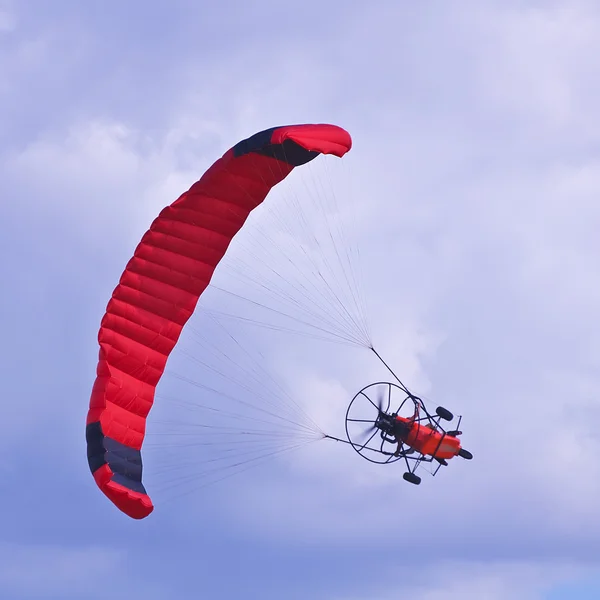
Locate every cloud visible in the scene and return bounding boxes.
[469,1,600,133]
[336,559,588,600]
[0,542,125,599]
[0,541,178,600]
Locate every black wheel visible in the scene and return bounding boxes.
[458,448,473,460]
[436,406,453,421]
[403,472,421,485]
[345,382,417,465]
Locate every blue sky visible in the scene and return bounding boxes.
[2,1,600,598]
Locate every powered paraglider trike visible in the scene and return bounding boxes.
[343,381,473,485]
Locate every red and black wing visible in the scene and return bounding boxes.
[86,124,352,519]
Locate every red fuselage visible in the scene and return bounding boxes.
[394,416,461,459]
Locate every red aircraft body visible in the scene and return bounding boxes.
[394,415,462,460]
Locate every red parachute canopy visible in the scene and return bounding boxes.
[86,124,352,519]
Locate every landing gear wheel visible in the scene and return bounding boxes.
[436,406,454,421]
[403,472,421,485]
[458,448,473,460]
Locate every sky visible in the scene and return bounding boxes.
[2,0,600,598]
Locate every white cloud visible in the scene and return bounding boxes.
[4,120,193,245]
[469,2,600,133]
[0,542,119,598]
[335,559,587,600]
[0,541,174,600]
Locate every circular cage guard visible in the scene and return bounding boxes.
[344,381,420,464]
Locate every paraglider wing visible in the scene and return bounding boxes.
[85,124,352,519]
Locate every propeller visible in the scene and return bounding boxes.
[356,385,389,442]
[376,385,386,413]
